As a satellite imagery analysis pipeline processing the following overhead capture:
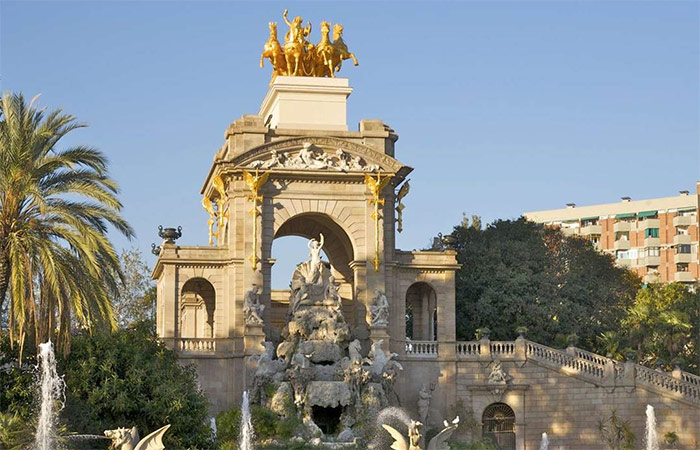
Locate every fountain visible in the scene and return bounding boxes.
[34,341,65,450]
[539,432,549,450]
[239,390,255,450]
[645,405,659,450]
[248,235,402,443]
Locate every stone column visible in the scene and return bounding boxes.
[244,323,266,356]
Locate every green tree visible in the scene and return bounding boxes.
[114,249,155,328]
[453,218,639,349]
[0,92,133,357]
[622,282,699,373]
[60,323,214,449]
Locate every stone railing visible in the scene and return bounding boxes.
[490,341,516,357]
[525,341,605,379]
[405,340,438,358]
[179,338,217,353]
[636,365,700,402]
[447,337,700,405]
[455,341,481,357]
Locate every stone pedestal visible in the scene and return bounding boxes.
[259,76,353,131]
[244,323,266,355]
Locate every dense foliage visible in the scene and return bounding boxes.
[0,92,133,358]
[621,283,698,373]
[113,248,156,328]
[60,324,214,449]
[453,217,640,350]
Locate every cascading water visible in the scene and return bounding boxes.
[210,417,218,440]
[645,404,659,450]
[539,432,549,450]
[34,341,65,450]
[239,390,255,450]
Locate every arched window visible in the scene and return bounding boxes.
[179,278,215,339]
[482,403,515,450]
[405,282,437,341]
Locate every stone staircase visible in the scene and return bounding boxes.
[404,336,700,405]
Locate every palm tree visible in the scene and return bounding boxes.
[0,92,133,357]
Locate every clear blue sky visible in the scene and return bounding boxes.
[2,1,699,287]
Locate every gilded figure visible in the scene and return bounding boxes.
[260,22,287,81]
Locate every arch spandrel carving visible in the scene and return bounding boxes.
[225,136,411,176]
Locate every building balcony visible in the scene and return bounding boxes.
[644,237,660,247]
[674,272,694,283]
[613,222,631,233]
[673,215,694,227]
[614,239,630,250]
[674,253,693,264]
[673,234,692,245]
[644,273,662,284]
[640,256,661,267]
[561,227,577,236]
[638,218,660,230]
[580,225,602,236]
[615,258,632,267]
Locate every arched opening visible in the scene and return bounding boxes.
[179,278,216,339]
[405,282,437,341]
[267,213,356,337]
[482,403,516,450]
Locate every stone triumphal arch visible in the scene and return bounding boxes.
[152,76,460,413]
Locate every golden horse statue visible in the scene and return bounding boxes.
[315,21,336,77]
[331,24,358,74]
[260,22,286,81]
[260,11,358,79]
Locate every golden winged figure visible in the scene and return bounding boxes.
[243,169,271,199]
[396,179,410,233]
[364,172,393,201]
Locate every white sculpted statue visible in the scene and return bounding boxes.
[417,383,432,423]
[488,359,512,385]
[348,339,363,366]
[308,233,325,284]
[370,289,389,327]
[104,424,170,450]
[243,284,265,325]
[382,417,460,450]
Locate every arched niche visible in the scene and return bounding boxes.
[179,277,216,339]
[405,282,437,341]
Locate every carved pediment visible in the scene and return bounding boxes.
[230,137,406,174]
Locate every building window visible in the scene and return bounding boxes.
[677,264,689,272]
[615,231,629,241]
[582,219,598,227]
[616,250,629,260]
[645,228,659,238]
[676,245,691,254]
[646,247,660,257]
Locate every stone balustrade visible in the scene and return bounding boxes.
[178,338,217,353]
[636,364,700,402]
[526,341,605,379]
[490,341,516,356]
[404,340,438,358]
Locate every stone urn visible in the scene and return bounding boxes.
[158,225,182,243]
[441,234,457,249]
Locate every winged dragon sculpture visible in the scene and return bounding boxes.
[382,416,460,450]
[104,424,170,450]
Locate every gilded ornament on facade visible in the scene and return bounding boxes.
[365,171,393,273]
[243,168,271,268]
[260,9,358,81]
[202,175,229,246]
[395,180,410,233]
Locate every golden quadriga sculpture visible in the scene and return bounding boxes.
[261,9,358,80]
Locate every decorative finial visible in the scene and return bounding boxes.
[158,225,182,244]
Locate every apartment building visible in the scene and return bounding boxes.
[524,182,700,284]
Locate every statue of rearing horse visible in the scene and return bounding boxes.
[260,22,286,81]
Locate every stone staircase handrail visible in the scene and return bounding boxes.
[525,341,605,379]
[635,364,700,403]
[405,340,438,357]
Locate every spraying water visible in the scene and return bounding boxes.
[239,390,255,450]
[210,417,217,440]
[645,405,659,450]
[539,432,549,450]
[34,341,65,450]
